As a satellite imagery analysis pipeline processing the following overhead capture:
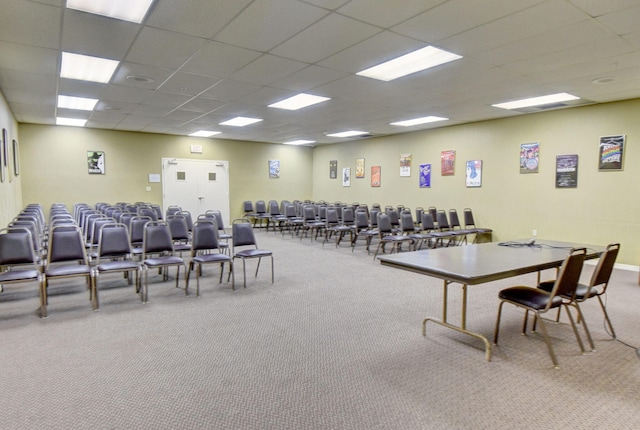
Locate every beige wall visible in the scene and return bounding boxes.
[313,99,640,265]
[18,124,313,220]
[0,90,22,227]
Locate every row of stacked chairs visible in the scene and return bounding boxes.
[242,200,492,258]
[0,202,274,318]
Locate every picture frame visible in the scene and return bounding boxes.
[598,134,625,171]
[2,128,7,167]
[400,153,411,176]
[419,163,431,188]
[0,134,3,183]
[520,142,539,173]
[371,166,381,187]
[12,140,19,176]
[87,151,106,174]
[355,158,365,178]
[269,159,280,178]
[441,150,455,175]
[466,160,482,187]
[330,160,337,179]
[342,167,351,187]
[556,154,578,188]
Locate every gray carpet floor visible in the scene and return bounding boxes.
[1,231,639,429]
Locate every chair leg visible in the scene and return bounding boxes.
[534,313,559,367]
[493,301,506,344]
[270,255,274,284]
[597,295,617,338]
[91,275,99,311]
[39,280,48,318]
[563,305,587,354]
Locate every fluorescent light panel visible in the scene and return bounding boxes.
[326,131,368,138]
[57,95,98,111]
[269,93,330,110]
[56,117,87,127]
[66,0,154,24]
[391,116,448,126]
[61,52,119,84]
[283,140,315,145]
[492,92,580,110]
[357,46,462,82]
[189,130,221,137]
[219,117,263,127]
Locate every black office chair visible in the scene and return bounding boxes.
[537,243,620,349]
[186,220,234,295]
[493,248,587,367]
[231,218,273,288]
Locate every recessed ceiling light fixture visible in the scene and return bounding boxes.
[357,46,462,82]
[492,92,580,110]
[219,116,263,127]
[189,130,221,137]
[66,0,155,24]
[126,75,155,83]
[56,117,87,127]
[57,95,99,111]
[268,93,330,110]
[283,139,315,145]
[390,116,448,126]
[60,52,119,84]
[326,130,368,138]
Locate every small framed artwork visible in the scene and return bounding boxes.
[12,140,19,176]
[419,163,431,188]
[330,160,337,179]
[466,160,482,187]
[355,158,365,178]
[556,154,578,188]
[520,142,539,173]
[269,160,280,178]
[371,166,381,187]
[2,128,7,167]
[342,167,351,187]
[87,151,106,174]
[598,134,625,171]
[400,153,411,176]
[0,134,3,183]
[441,150,455,175]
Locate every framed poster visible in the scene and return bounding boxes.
[400,153,411,176]
[329,160,338,179]
[2,128,7,167]
[520,142,539,173]
[0,133,3,183]
[556,154,578,188]
[342,167,351,187]
[87,151,105,174]
[269,160,280,178]
[355,158,365,178]
[441,150,455,175]
[466,160,482,187]
[419,163,431,188]
[371,166,381,187]
[598,134,625,171]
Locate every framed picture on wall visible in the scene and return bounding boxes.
[556,154,578,188]
[12,140,19,176]
[400,153,411,176]
[371,166,381,187]
[419,163,431,188]
[520,142,539,173]
[466,160,482,187]
[441,150,455,175]
[342,167,351,187]
[269,160,280,178]
[1,128,7,168]
[87,151,106,174]
[0,133,4,183]
[598,134,625,171]
[330,160,337,179]
[355,158,365,178]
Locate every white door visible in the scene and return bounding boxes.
[162,158,230,227]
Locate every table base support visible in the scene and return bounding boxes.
[422,317,492,362]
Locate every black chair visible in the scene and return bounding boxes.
[141,221,187,302]
[186,220,234,295]
[299,206,324,242]
[231,219,273,288]
[448,209,475,245]
[206,210,232,242]
[0,228,41,301]
[493,248,587,367]
[436,210,466,246]
[129,215,152,259]
[267,200,288,233]
[42,225,94,318]
[351,210,377,254]
[92,223,143,307]
[167,215,192,255]
[537,243,620,349]
[323,207,355,247]
[463,208,493,243]
[373,213,413,259]
[252,200,270,228]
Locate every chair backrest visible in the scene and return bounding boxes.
[400,212,415,233]
[177,211,193,232]
[377,213,392,235]
[355,211,369,230]
[284,204,297,218]
[91,217,116,246]
[255,200,267,214]
[415,207,424,225]
[130,216,152,245]
[143,221,174,254]
[47,225,88,264]
[303,206,316,222]
[370,209,380,227]
[549,248,587,303]
[449,209,462,230]
[191,220,222,253]
[436,210,450,230]
[167,215,190,242]
[97,223,132,258]
[325,208,339,225]
[387,209,400,226]
[243,200,254,213]
[209,210,226,231]
[232,219,258,248]
[342,207,355,225]
[421,213,436,231]
[463,208,476,228]
[9,219,41,253]
[589,243,620,290]
[0,228,37,266]
[268,200,280,216]
[138,207,158,221]
[428,207,437,221]
[166,205,181,218]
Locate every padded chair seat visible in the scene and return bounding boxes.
[538,281,597,300]
[97,260,140,272]
[0,269,40,282]
[498,286,563,310]
[192,253,231,264]
[381,235,412,243]
[235,249,272,258]
[143,256,184,267]
[45,265,91,277]
[173,244,192,252]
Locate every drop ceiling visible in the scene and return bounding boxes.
[1,0,640,146]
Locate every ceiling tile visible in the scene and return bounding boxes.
[337,0,445,28]
[0,42,59,75]
[233,54,309,86]
[200,80,264,102]
[157,72,222,96]
[0,0,61,49]
[269,65,348,92]
[112,62,173,90]
[126,27,207,69]
[180,41,262,78]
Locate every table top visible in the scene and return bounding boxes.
[378,239,605,285]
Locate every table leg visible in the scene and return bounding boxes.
[422,280,492,362]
